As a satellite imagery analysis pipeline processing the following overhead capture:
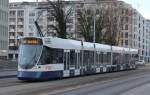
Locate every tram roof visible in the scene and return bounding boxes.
[20,36,138,54]
[43,37,113,51]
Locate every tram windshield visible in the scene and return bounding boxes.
[18,38,43,69]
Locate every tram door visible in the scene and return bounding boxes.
[76,51,80,70]
[70,50,76,69]
[64,50,70,70]
[64,50,80,76]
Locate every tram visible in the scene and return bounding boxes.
[17,36,138,80]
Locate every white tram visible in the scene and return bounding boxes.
[18,36,138,80]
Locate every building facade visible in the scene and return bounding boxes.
[0,0,8,59]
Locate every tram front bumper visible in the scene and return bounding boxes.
[17,71,63,80]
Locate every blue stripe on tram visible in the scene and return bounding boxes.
[17,71,63,80]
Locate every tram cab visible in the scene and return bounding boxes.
[18,37,64,80]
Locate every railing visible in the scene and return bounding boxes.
[9,36,15,39]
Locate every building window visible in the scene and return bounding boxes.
[122,9,124,14]
[9,11,16,17]
[125,9,128,14]
[17,10,24,17]
[125,25,128,30]
[125,40,128,45]
[121,40,123,45]
[125,32,128,38]
[139,23,140,28]
[134,34,135,39]
[139,37,140,41]
[96,9,99,15]
[29,12,35,16]
[121,32,123,37]
[126,17,128,22]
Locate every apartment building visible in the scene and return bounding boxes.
[9,2,37,59]
[0,0,8,59]
[132,10,150,62]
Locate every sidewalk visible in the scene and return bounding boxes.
[0,60,17,78]
[0,59,17,71]
[137,63,150,69]
[0,70,17,78]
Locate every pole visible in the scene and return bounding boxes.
[93,9,96,69]
[93,14,96,43]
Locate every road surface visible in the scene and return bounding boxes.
[51,69,150,95]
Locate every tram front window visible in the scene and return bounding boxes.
[19,45,42,69]
[18,37,43,69]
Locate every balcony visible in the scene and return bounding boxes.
[9,36,15,39]
[17,15,24,18]
[9,22,16,25]
[17,29,23,32]
[9,29,15,32]
[9,15,16,18]
[8,50,18,54]
[9,43,15,46]
[18,22,23,25]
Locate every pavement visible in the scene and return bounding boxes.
[48,64,150,95]
[0,59,17,78]
[50,72,150,95]
[121,83,150,95]
[0,59,17,71]
[0,70,17,79]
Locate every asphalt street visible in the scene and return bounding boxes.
[51,70,150,95]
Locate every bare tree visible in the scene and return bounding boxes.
[77,3,121,45]
[77,8,93,42]
[47,0,73,39]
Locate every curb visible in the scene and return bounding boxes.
[0,75,16,79]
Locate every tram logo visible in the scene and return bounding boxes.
[45,66,51,70]
[44,38,51,44]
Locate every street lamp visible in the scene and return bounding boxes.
[93,12,96,43]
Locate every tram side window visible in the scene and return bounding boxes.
[88,51,94,65]
[107,52,111,64]
[99,52,103,64]
[113,53,120,65]
[70,50,75,66]
[80,50,83,66]
[132,54,138,64]
[83,51,89,66]
[56,49,64,63]
[133,54,138,61]
[120,54,124,64]
[96,52,99,65]
[39,47,63,65]
[103,52,107,64]
[124,54,129,64]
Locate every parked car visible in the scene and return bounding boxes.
[135,60,145,66]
